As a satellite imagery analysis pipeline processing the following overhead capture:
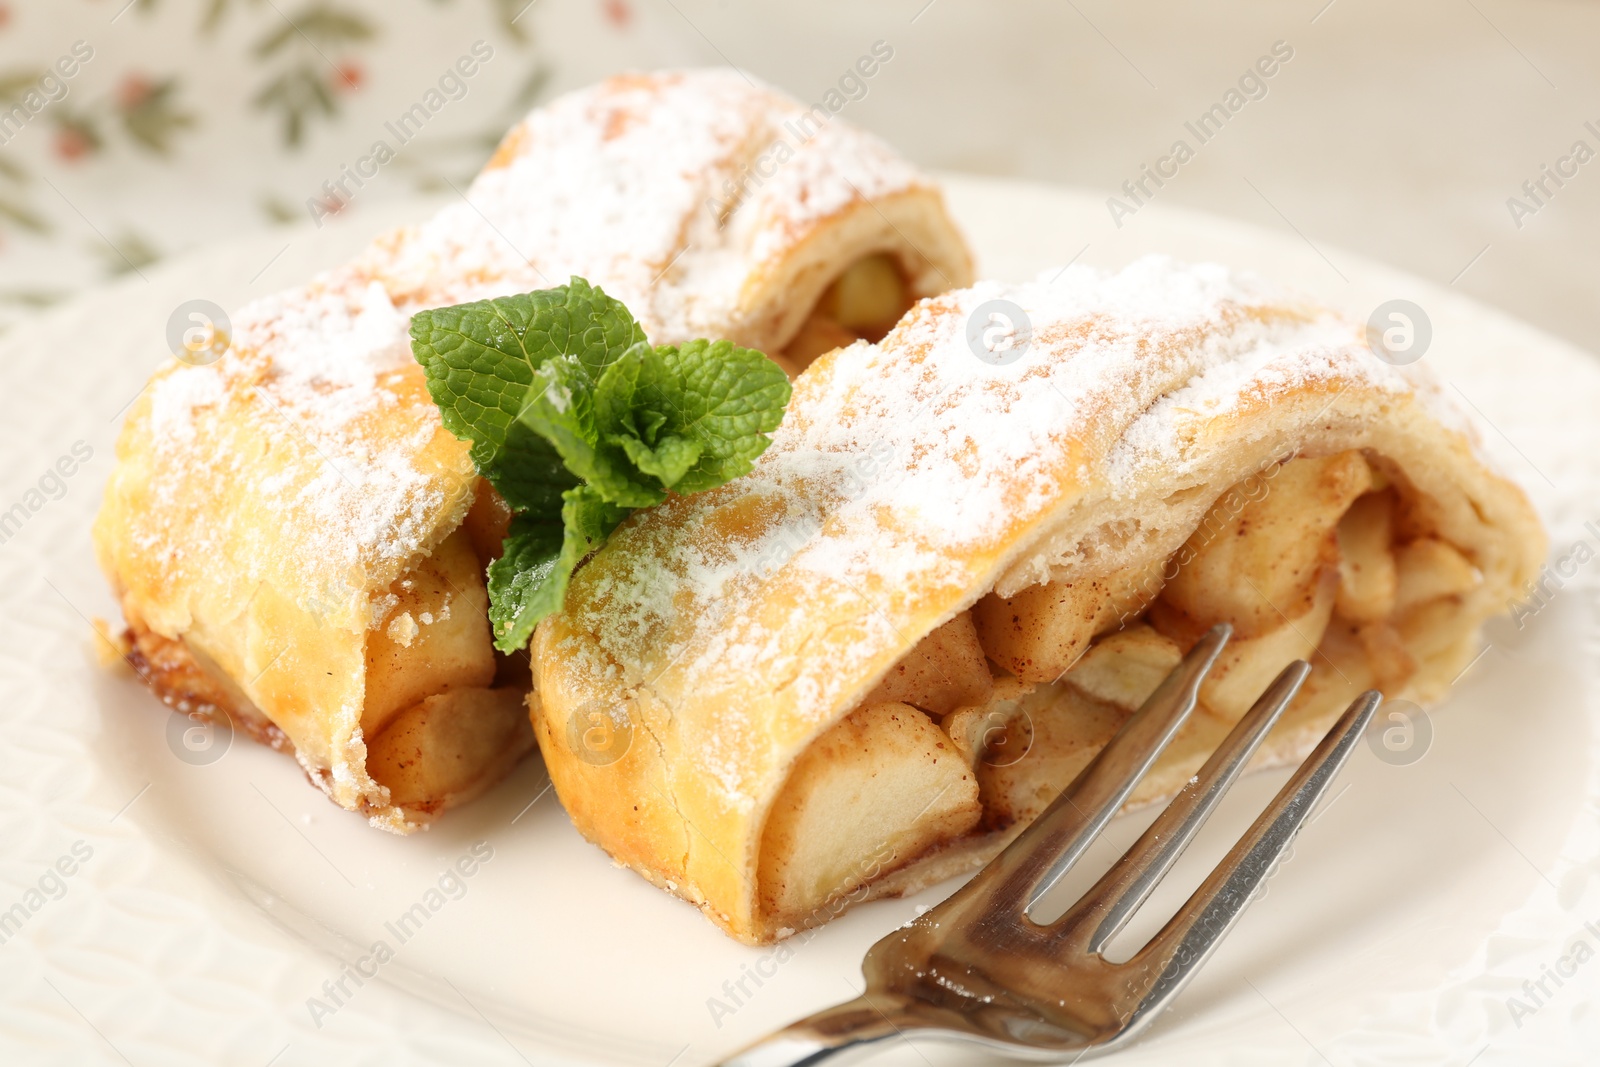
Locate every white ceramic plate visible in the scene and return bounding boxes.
[4,176,1598,1067]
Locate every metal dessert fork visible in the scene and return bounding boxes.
[721,624,1380,1065]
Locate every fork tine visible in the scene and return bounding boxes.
[1062,660,1312,953]
[1011,624,1232,913]
[1117,689,1381,1040]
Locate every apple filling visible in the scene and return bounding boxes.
[118,477,533,822]
[780,253,915,372]
[756,450,1485,930]
[361,481,533,815]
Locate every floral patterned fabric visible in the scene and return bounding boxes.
[0,0,690,329]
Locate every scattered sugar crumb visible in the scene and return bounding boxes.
[387,612,418,647]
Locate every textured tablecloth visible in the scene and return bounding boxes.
[2,0,1597,355]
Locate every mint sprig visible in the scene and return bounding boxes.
[411,278,792,652]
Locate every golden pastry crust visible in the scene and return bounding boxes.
[95,280,482,832]
[94,69,974,832]
[119,607,291,754]
[532,257,1546,942]
[360,69,973,353]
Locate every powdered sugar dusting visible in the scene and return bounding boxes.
[559,255,1416,804]
[1107,327,1406,489]
[148,361,228,449]
[259,277,415,389]
[366,69,925,344]
[130,70,932,625]
[125,262,462,642]
[740,114,922,269]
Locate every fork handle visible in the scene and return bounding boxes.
[717,995,922,1067]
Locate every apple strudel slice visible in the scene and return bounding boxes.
[93,69,973,832]
[531,256,1545,942]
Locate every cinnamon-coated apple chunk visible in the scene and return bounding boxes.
[758,702,980,925]
[1393,538,1480,614]
[973,684,1126,829]
[1336,491,1398,623]
[1395,595,1479,667]
[863,611,993,716]
[366,686,535,813]
[973,564,1160,683]
[1351,619,1417,691]
[362,529,496,740]
[782,254,913,370]
[943,675,1035,768]
[820,253,910,340]
[1063,624,1183,712]
[1161,451,1372,638]
[1183,568,1338,723]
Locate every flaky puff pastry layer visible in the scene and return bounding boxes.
[94,69,973,831]
[532,256,1546,942]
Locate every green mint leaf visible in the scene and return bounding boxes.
[410,277,646,511]
[592,344,704,488]
[485,485,628,653]
[616,433,703,487]
[492,422,576,516]
[485,513,564,654]
[417,277,795,654]
[593,339,791,495]
[517,347,666,509]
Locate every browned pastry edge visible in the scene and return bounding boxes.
[116,608,536,826]
[120,615,292,754]
[118,618,403,822]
